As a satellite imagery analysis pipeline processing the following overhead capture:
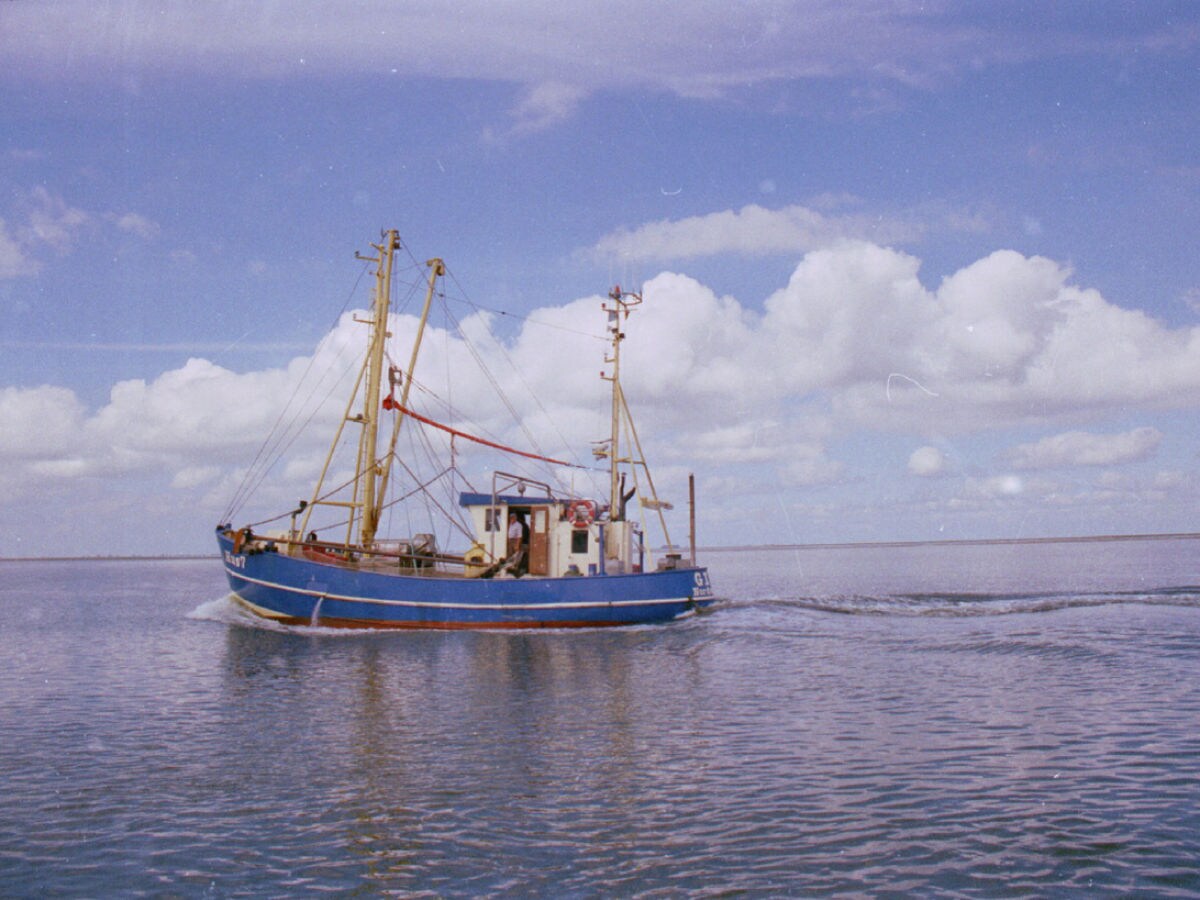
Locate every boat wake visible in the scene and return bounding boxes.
[733,586,1200,618]
[189,588,1200,630]
[186,594,366,636]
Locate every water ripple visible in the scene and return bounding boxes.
[4,552,1200,896]
[730,587,1200,619]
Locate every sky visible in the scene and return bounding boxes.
[4,0,1200,556]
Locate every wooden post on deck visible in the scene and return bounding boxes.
[689,473,697,565]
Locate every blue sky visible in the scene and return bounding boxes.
[3,1,1200,556]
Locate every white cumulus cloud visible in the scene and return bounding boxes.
[4,235,1200,551]
[0,385,88,458]
[5,241,1198,498]
[1005,427,1163,470]
[908,446,946,477]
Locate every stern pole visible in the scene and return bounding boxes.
[689,473,697,565]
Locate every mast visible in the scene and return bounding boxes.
[366,257,445,545]
[355,231,400,548]
[601,285,674,549]
[296,231,400,547]
[603,286,640,514]
[292,236,444,551]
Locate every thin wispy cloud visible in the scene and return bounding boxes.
[0,340,314,353]
[0,190,159,280]
[586,202,982,263]
[588,205,867,263]
[6,2,1195,120]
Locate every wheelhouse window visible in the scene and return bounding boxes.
[571,530,589,554]
[484,507,504,532]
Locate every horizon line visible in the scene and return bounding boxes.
[4,531,1200,562]
[702,531,1200,552]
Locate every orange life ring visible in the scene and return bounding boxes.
[566,499,596,528]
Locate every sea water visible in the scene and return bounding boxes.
[2,539,1199,896]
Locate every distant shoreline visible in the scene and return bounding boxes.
[0,554,215,563]
[4,532,1200,562]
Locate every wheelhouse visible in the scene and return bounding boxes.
[459,473,647,579]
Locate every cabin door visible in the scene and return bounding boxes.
[528,506,551,576]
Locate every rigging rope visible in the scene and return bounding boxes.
[223,247,435,523]
[386,400,589,470]
[225,240,611,528]
[223,257,384,522]
[441,267,598,472]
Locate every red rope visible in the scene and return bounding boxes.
[388,399,585,469]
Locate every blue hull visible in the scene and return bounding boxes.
[216,532,715,629]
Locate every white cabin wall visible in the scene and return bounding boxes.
[464,502,647,576]
[548,519,643,575]
[466,504,509,563]
[549,520,594,576]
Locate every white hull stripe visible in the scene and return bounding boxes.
[225,566,692,611]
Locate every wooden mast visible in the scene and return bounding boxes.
[295,231,399,548]
[365,256,445,547]
[355,231,400,548]
[294,231,440,552]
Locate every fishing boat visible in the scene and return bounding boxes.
[215,229,715,628]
